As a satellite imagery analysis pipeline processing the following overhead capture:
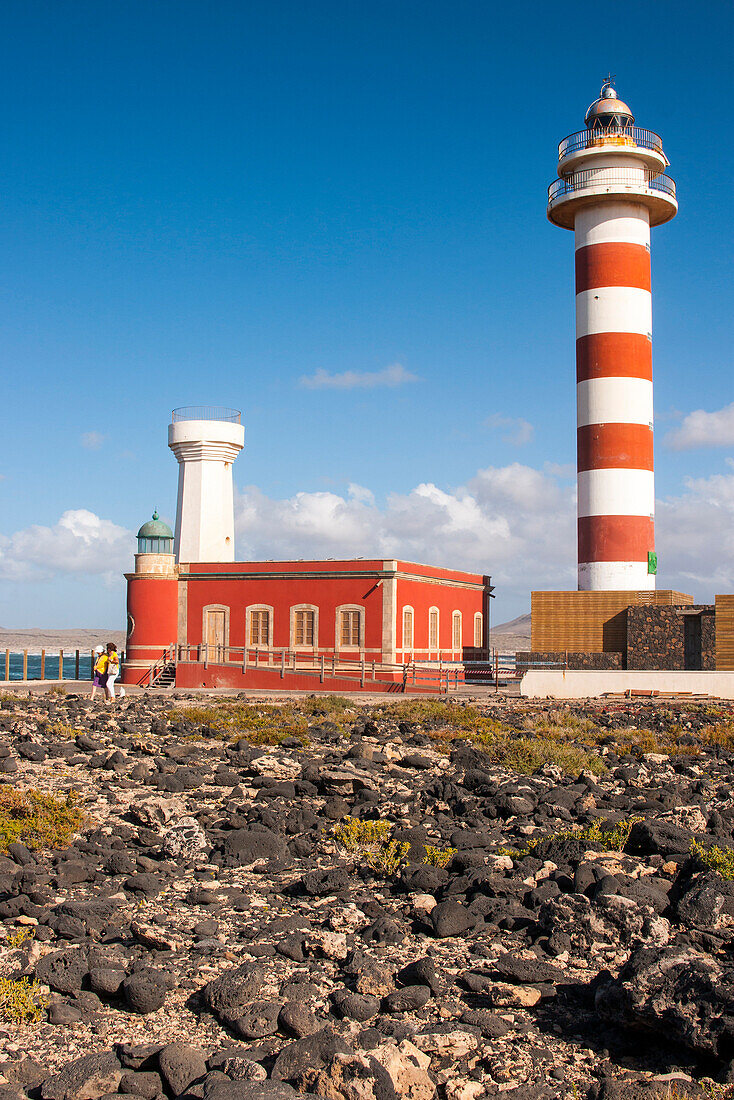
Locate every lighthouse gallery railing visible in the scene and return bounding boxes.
[548,171,676,205]
[557,126,664,161]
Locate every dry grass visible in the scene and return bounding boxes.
[387,703,607,776]
[167,695,355,746]
[167,697,734,774]
[44,721,84,740]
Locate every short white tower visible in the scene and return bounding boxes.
[168,407,245,563]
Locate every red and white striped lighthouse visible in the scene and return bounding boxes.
[548,82,677,590]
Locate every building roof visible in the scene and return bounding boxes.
[585,81,634,127]
[137,511,174,539]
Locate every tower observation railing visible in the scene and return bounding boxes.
[548,171,676,205]
[171,407,241,424]
[558,127,664,160]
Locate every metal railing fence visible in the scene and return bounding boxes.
[136,646,176,688]
[170,644,537,692]
[548,170,676,204]
[132,646,580,694]
[2,649,124,682]
[558,126,664,160]
[171,407,241,424]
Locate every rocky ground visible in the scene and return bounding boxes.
[1,689,734,1099]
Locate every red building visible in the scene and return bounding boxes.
[124,547,493,692]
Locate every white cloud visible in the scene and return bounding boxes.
[299,363,419,390]
[234,459,734,610]
[485,414,534,447]
[5,462,734,622]
[666,402,734,450]
[656,467,734,592]
[235,462,576,598]
[347,483,375,506]
[0,510,131,584]
[81,431,105,450]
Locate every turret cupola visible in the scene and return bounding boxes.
[136,511,174,556]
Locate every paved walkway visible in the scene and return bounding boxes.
[0,679,520,701]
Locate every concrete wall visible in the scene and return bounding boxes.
[520,669,734,700]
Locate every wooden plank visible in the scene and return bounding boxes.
[716,595,734,671]
[531,590,693,654]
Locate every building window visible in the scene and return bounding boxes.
[250,609,269,646]
[292,607,317,648]
[340,610,360,647]
[474,612,483,648]
[402,607,414,650]
[452,611,462,649]
[246,605,273,648]
[429,608,439,650]
[138,535,173,555]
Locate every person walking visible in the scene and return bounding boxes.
[105,643,120,704]
[91,646,107,701]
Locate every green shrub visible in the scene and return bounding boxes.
[504,815,643,861]
[333,819,392,848]
[333,819,409,877]
[422,845,456,868]
[0,976,47,1024]
[576,816,643,852]
[691,839,734,880]
[0,788,83,854]
[6,926,34,949]
[45,721,83,740]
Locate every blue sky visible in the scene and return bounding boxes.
[1,0,733,628]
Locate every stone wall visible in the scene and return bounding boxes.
[516,650,623,674]
[626,605,716,671]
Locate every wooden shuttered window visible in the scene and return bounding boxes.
[249,609,269,646]
[340,610,360,647]
[294,609,315,646]
[474,613,483,648]
[452,612,462,649]
[403,608,413,649]
[429,609,439,650]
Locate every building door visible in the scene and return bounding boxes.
[684,614,702,671]
[206,610,226,662]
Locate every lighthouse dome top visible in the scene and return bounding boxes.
[585,82,634,128]
[137,511,173,540]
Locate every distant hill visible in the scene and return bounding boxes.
[491,613,530,636]
[0,628,126,655]
[489,612,530,653]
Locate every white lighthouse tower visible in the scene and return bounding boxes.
[547,81,677,590]
[168,407,245,563]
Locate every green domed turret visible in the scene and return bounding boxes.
[137,512,174,554]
